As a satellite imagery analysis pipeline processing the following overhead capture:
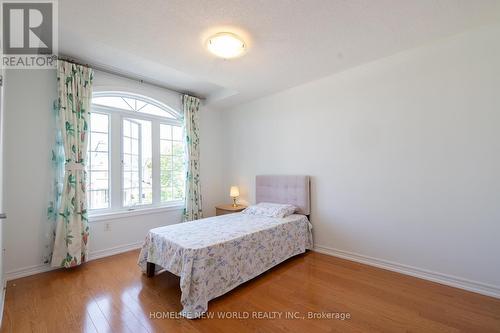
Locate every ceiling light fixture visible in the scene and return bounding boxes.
[206,32,246,59]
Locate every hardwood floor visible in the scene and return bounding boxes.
[2,250,499,333]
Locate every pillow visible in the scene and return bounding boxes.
[242,202,297,218]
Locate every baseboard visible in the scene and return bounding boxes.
[5,241,143,281]
[87,241,143,261]
[313,245,500,299]
[4,262,55,281]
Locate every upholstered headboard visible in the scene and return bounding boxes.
[255,175,310,215]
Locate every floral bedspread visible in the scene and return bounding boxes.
[137,213,313,318]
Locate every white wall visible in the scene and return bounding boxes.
[221,24,500,292]
[4,69,55,275]
[199,107,226,216]
[2,69,224,277]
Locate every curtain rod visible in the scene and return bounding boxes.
[57,55,204,100]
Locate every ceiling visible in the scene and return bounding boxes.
[59,0,500,109]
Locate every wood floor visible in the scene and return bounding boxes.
[2,250,499,333]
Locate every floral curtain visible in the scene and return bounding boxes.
[183,94,203,221]
[51,60,94,268]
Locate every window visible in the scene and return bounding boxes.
[87,113,110,209]
[87,92,184,213]
[122,118,153,206]
[160,124,185,201]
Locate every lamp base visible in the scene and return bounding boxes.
[232,197,238,207]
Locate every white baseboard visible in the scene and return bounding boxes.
[4,262,55,281]
[313,245,500,299]
[5,241,143,281]
[88,241,143,261]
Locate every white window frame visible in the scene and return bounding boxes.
[122,117,144,207]
[87,111,112,212]
[88,92,184,219]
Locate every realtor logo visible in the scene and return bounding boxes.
[1,0,57,68]
[3,2,52,54]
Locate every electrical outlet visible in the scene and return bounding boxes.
[105,223,111,231]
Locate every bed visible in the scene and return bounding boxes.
[137,175,313,318]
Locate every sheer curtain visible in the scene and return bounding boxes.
[183,94,203,221]
[51,60,94,267]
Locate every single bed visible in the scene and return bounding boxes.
[137,175,312,318]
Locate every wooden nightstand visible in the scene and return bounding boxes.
[215,204,247,216]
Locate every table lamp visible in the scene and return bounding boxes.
[230,186,240,207]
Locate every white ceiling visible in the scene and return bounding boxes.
[59,0,500,109]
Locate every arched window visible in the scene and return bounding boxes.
[92,92,179,118]
[87,92,185,213]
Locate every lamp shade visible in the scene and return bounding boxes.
[229,186,240,198]
[206,32,246,59]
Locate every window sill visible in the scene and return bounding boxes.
[89,204,184,223]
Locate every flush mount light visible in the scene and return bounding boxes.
[206,32,246,59]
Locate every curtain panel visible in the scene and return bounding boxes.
[183,95,203,221]
[44,100,65,264]
[51,60,94,268]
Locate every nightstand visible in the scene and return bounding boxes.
[215,204,247,216]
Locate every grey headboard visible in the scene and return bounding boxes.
[255,175,310,215]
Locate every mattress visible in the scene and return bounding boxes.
[137,212,313,318]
